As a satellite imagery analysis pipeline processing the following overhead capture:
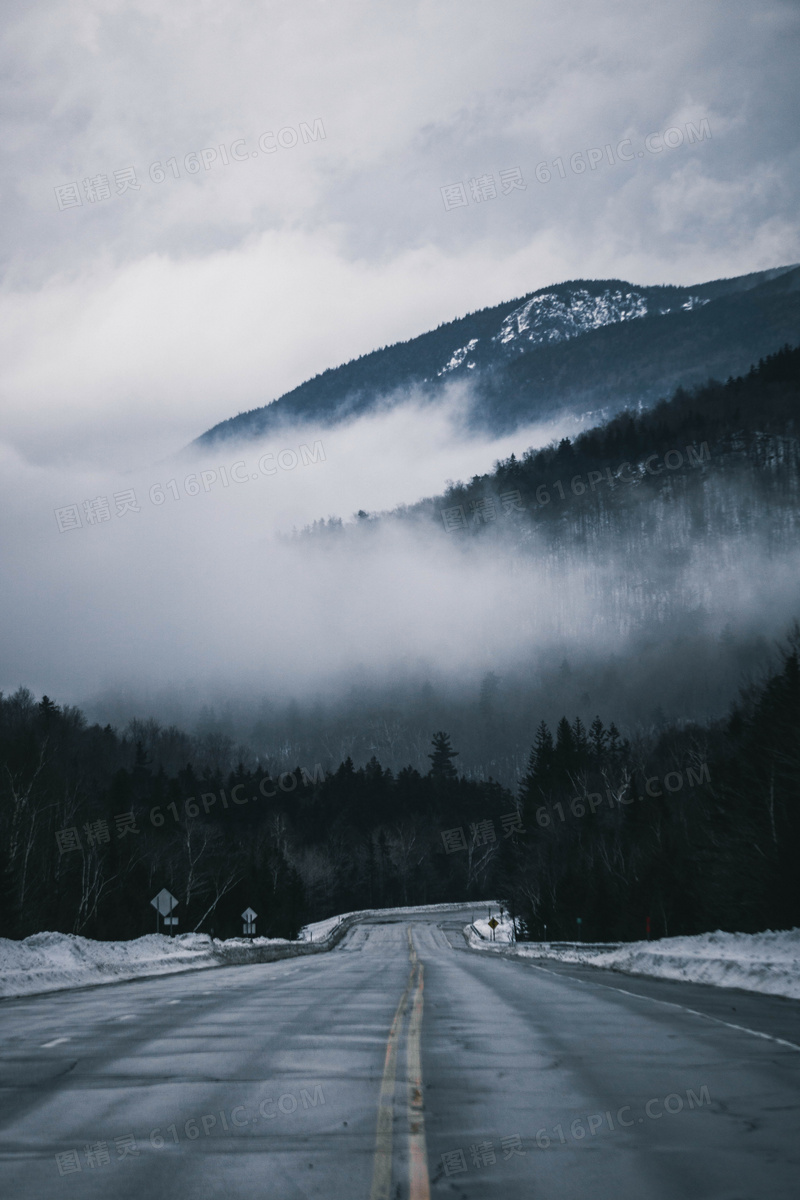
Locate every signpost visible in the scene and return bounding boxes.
[242,907,257,937]
[488,916,499,942]
[150,888,179,936]
[576,916,582,942]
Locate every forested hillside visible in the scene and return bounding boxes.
[273,345,800,780]
[194,265,800,444]
[98,346,800,794]
[416,340,800,535]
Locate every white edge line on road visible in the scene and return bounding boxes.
[523,962,800,1052]
[41,1037,70,1047]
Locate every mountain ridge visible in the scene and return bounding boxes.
[192,263,799,448]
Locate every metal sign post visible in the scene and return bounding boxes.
[242,907,257,937]
[151,888,179,936]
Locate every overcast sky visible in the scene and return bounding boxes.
[2,0,799,708]
[1,0,798,468]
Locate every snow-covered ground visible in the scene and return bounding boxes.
[0,927,332,998]
[466,921,800,1000]
[0,931,223,998]
[471,914,515,943]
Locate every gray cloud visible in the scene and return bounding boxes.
[1,0,798,716]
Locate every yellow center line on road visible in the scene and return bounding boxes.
[369,928,417,1200]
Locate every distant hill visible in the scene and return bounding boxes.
[193,264,800,447]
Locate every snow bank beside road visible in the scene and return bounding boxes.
[0,927,332,997]
[0,931,220,998]
[466,924,800,1000]
[471,915,514,944]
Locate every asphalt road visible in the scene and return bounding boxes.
[0,910,798,1199]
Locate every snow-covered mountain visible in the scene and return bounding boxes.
[438,286,688,375]
[193,264,799,447]
[496,287,652,347]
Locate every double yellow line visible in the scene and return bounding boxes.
[369,928,430,1200]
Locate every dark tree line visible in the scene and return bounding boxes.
[500,629,800,940]
[2,631,798,943]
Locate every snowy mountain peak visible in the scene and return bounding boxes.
[494,287,649,350]
[192,264,799,449]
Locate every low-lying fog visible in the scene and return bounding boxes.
[2,383,797,774]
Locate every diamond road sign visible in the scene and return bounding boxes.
[488,917,499,929]
[242,908,257,923]
[150,888,178,916]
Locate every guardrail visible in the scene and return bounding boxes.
[522,941,624,950]
[212,916,357,966]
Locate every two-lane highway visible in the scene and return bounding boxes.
[0,910,798,1198]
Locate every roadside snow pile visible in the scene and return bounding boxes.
[592,928,800,998]
[466,925,800,999]
[0,931,220,998]
[471,914,515,943]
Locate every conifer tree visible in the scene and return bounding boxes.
[427,732,459,780]
[38,694,59,720]
[528,721,554,789]
[589,716,608,763]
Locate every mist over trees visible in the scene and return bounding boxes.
[84,344,800,786]
[420,341,800,539]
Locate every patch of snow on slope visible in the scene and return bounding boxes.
[438,338,479,375]
[494,289,649,349]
